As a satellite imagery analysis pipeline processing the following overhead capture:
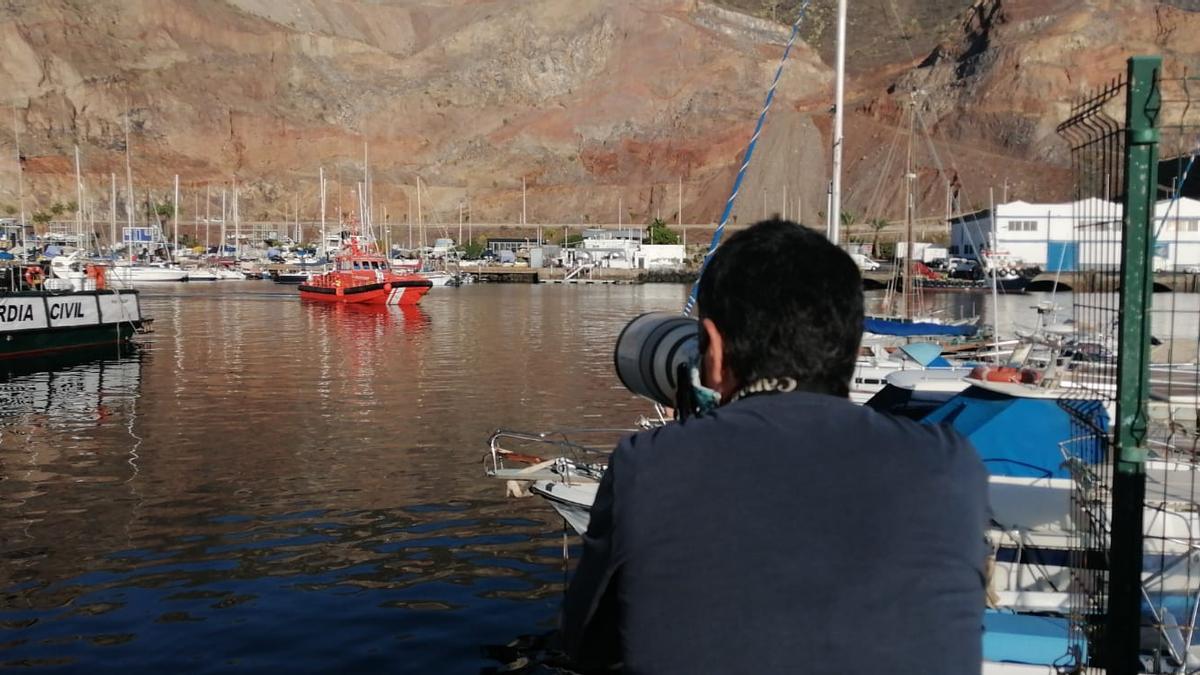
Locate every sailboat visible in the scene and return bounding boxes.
[105,111,186,284]
[860,101,979,338]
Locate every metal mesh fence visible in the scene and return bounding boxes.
[1056,73,1127,674]
[1136,71,1200,675]
[1055,58,1200,674]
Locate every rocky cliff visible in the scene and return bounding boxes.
[0,0,1196,231]
[840,0,1200,225]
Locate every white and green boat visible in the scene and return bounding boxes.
[1,268,151,359]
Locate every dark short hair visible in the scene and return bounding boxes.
[696,219,863,397]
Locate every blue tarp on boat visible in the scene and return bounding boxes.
[896,342,954,368]
[921,386,1107,478]
[983,611,1083,665]
[863,315,979,337]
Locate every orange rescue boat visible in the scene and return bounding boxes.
[299,236,432,305]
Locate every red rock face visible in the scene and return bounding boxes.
[0,0,1196,231]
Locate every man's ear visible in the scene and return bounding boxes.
[701,318,737,400]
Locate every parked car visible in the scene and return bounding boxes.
[850,253,881,271]
[946,257,981,279]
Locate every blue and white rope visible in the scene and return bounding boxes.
[682,0,814,317]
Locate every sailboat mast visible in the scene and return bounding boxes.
[12,105,25,251]
[903,103,916,321]
[356,182,365,236]
[828,0,847,244]
[989,186,1001,358]
[123,108,135,265]
[110,173,116,257]
[220,188,226,258]
[74,145,84,247]
[173,174,179,262]
[319,166,326,261]
[233,177,239,261]
[417,176,424,250]
[205,183,211,251]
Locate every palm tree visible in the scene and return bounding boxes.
[869,218,889,257]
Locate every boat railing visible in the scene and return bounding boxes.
[484,427,638,479]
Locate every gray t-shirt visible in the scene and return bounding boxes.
[562,390,988,674]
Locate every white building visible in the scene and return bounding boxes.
[950,198,1200,271]
[558,230,684,270]
[634,244,686,270]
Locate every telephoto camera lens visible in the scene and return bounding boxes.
[613,312,699,407]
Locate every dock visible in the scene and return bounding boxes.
[463,266,678,284]
[860,269,1200,293]
[1026,271,1200,293]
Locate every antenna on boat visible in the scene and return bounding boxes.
[827,0,847,245]
[362,140,372,234]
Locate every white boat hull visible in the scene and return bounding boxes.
[420,272,456,287]
[106,266,188,283]
[529,481,597,536]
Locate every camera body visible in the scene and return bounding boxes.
[613,312,701,416]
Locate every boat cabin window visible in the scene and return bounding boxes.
[353,261,362,270]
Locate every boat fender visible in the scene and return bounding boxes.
[968,365,1022,383]
[23,266,44,288]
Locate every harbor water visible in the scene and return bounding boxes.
[0,283,1191,672]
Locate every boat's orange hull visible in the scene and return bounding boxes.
[298,278,432,305]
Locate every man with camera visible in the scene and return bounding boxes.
[562,219,988,673]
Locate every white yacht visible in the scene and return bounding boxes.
[105,262,188,284]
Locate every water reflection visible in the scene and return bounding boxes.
[10,284,1188,672]
[0,284,689,673]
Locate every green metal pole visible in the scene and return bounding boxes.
[1106,54,1161,675]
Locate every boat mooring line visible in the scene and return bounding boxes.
[682,0,813,317]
